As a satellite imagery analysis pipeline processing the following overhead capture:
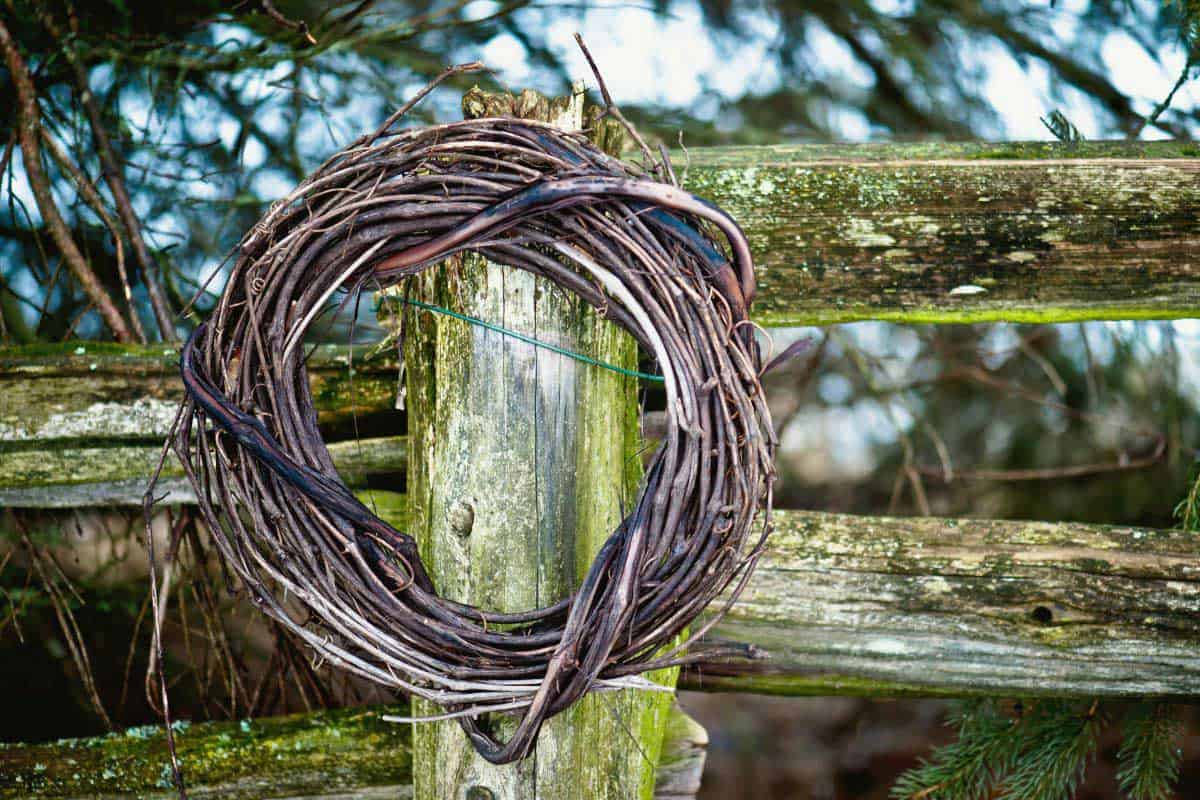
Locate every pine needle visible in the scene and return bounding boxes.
[1117,704,1182,800]
[997,701,1104,800]
[1040,110,1085,143]
[1173,460,1200,531]
[890,700,1021,800]
[891,700,1111,800]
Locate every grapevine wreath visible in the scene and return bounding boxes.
[170,65,777,764]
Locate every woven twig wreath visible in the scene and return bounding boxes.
[174,99,776,763]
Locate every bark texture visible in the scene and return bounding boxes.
[0,344,400,506]
[682,141,1200,325]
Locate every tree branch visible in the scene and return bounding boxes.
[39,127,148,343]
[0,17,134,343]
[40,0,179,341]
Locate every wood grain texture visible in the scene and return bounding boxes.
[399,87,678,800]
[0,702,704,800]
[691,510,1200,698]
[0,436,407,507]
[4,143,1199,497]
[6,511,1194,792]
[679,141,1200,325]
[0,343,401,506]
[2,500,1196,698]
[401,258,676,800]
[0,343,397,441]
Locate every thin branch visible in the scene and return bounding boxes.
[144,411,191,799]
[41,1,179,341]
[0,16,134,342]
[573,33,667,182]
[260,0,318,45]
[916,435,1166,482]
[15,519,114,731]
[364,60,485,143]
[40,128,148,343]
[1132,57,1196,139]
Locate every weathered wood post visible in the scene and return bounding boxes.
[398,85,684,799]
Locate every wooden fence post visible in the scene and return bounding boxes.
[398,85,686,799]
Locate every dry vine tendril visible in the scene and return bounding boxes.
[169,69,776,765]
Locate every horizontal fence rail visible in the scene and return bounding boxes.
[682,141,1200,325]
[2,512,1195,796]
[5,486,1197,700]
[692,511,1200,699]
[0,344,401,506]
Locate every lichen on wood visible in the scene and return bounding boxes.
[690,511,1200,699]
[3,505,1197,700]
[398,83,682,800]
[0,705,413,800]
[0,343,398,444]
[0,436,407,507]
[0,701,703,800]
[0,343,403,506]
[677,142,1200,325]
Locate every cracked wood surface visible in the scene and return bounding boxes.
[398,87,680,800]
[4,493,1196,700]
[3,143,1198,498]
[0,343,403,506]
[686,510,1200,698]
[3,353,1199,698]
[680,140,1200,325]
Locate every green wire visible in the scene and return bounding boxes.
[400,297,664,383]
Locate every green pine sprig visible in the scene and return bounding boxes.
[892,700,1179,800]
[1040,110,1085,142]
[890,700,1022,800]
[1117,704,1182,800]
[1173,459,1200,531]
[996,701,1104,800]
[1168,0,1200,53]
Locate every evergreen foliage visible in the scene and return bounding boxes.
[996,702,1104,800]
[1117,704,1183,800]
[1169,0,1200,52]
[889,700,1020,800]
[892,701,1181,800]
[1173,460,1200,531]
[1040,110,1085,142]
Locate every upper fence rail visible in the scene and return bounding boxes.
[680,140,1200,325]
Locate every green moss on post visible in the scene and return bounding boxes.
[397,86,683,800]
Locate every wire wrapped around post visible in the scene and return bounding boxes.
[172,107,776,764]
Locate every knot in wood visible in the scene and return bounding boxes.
[447,499,475,538]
